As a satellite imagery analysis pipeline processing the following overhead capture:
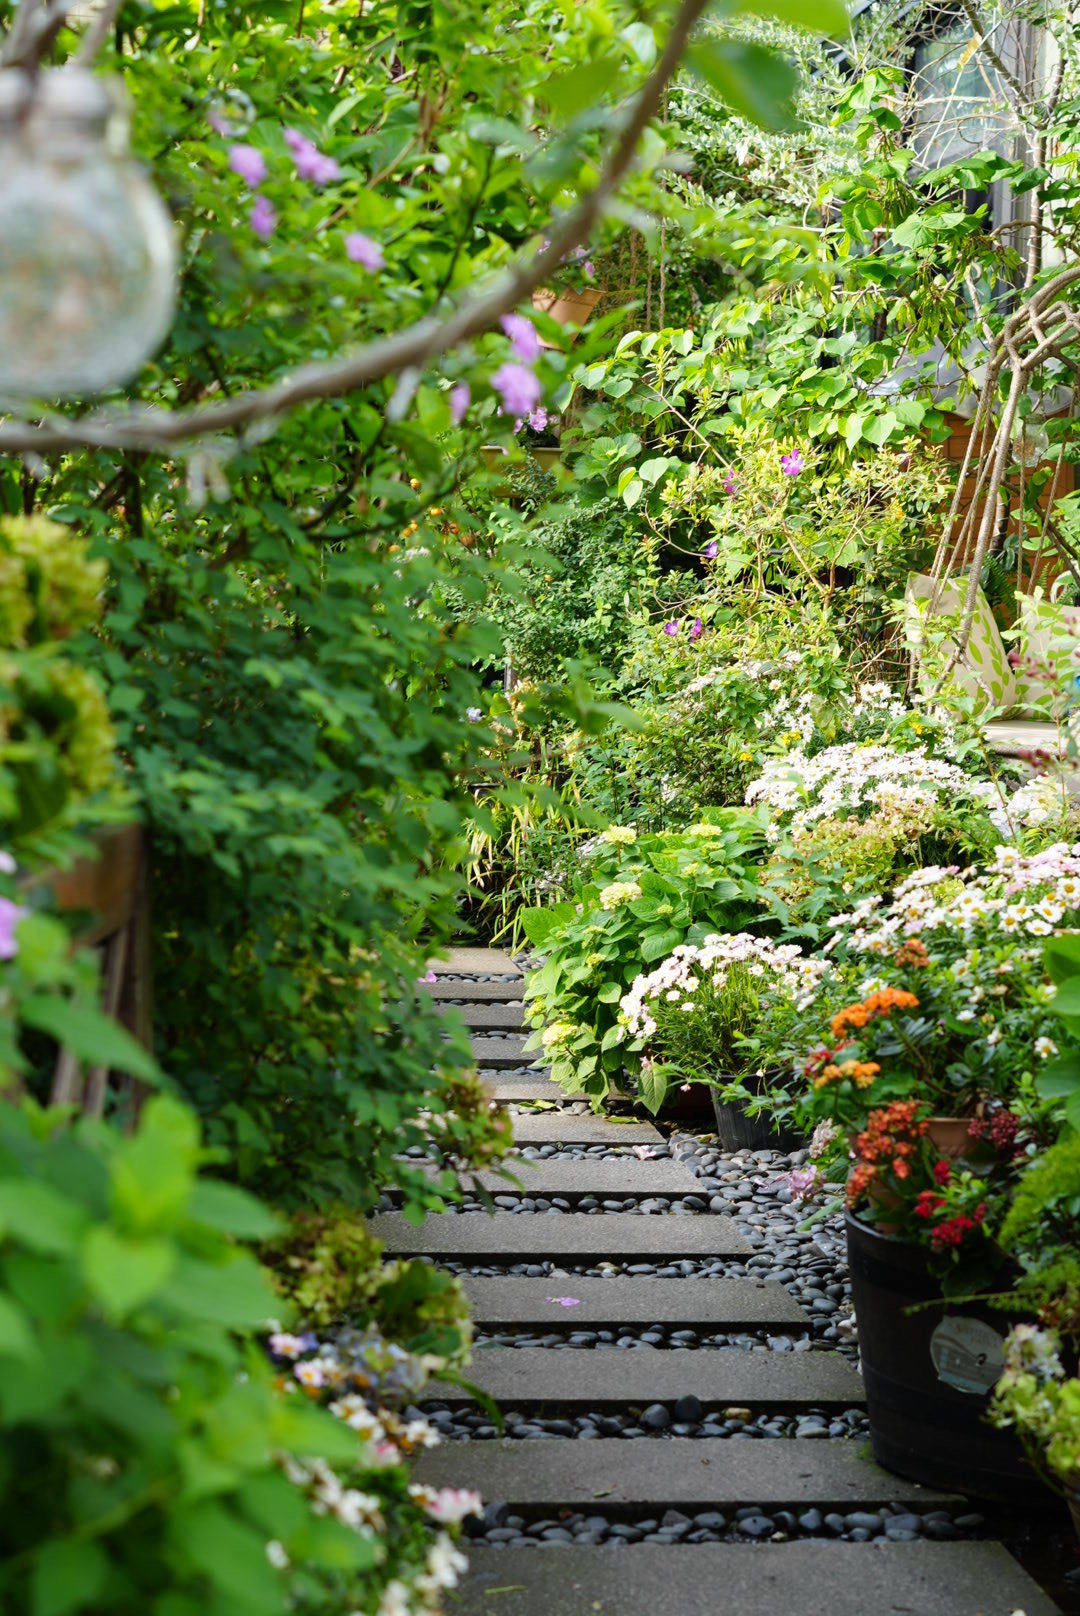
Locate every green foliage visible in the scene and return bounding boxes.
[521,812,767,1105]
[262,1210,472,1359]
[0,891,159,1103]
[0,518,120,857]
[489,495,691,684]
[0,1096,344,1616]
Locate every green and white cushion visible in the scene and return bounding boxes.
[1013,593,1079,718]
[905,573,1018,714]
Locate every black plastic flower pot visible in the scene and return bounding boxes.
[709,1071,802,1152]
[845,1210,1043,1500]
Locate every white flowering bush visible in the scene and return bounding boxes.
[619,932,835,1113]
[746,741,997,839]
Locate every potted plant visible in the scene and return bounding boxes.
[797,850,1080,1495]
[531,251,603,342]
[619,930,837,1144]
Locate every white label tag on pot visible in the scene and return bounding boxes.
[929,1316,1005,1395]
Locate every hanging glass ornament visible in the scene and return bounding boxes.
[0,66,177,397]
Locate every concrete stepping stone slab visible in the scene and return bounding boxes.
[481,1078,567,1103]
[427,979,525,1003]
[469,1036,537,1067]
[431,948,521,975]
[410,1159,701,1199]
[421,1347,863,1408]
[507,1111,662,1145]
[370,1212,749,1259]
[446,1003,527,1032]
[457,1542,1059,1616]
[415,1437,950,1509]
[460,1276,809,1328]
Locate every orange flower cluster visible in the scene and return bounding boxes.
[831,988,920,1041]
[812,1058,882,1091]
[894,937,931,968]
[846,1101,929,1207]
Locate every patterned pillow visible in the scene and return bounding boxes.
[905,574,1018,714]
[1014,594,1080,718]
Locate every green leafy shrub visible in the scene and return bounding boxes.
[0,517,118,857]
[521,812,767,1106]
[489,496,691,685]
[0,1095,470,1616]
[262,1209,472,1359]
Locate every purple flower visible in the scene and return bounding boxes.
[780,449,804,477]
[345,232,384,272]
[527,406,549,433]
[723,471,738,495]
[0,897,28,962]
[449,383,470,424]
[786,1165,822,1203]
[689,617,703,639]
[702,540,719,559]
[492,362,541,417]
[662,619,680,636]
[228,144,267,188]
[284,127,341,185]
[500,313,541,364]
[249,196,278,239]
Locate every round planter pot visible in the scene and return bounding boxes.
[531,286,602,343]
[655,1083,715,1124]
[845,1210,1041,1499]
[710,1071,802,1153]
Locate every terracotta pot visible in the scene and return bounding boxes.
[531,286,602,343]
[927,1115,976,1159]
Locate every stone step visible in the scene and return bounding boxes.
[422,1347,863,1408]
[470,1036,537,1067]
[431,948,521,975]
[415,1437,949,1510]
[428,979,525,1003]
[458,1543,1058,1616]
[507,1111,662,1145]
[370,1212,749,1259]
[482,1077,568,1103]
[449,1003,527,1032]
[409,1159,702,1200]
[460,1276,809,1328]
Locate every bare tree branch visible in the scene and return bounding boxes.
[74,0,124,63]
[1,0,74,67]
[0,0,712,457]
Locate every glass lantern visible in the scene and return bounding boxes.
[0,67,177,397]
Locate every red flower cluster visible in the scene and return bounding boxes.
[913,1186,987,1252]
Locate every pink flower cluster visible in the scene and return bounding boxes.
[222,119,383,267]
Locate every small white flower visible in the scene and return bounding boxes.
[1035,1036,1058,1060]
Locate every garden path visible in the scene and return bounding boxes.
[373,950,1058,1616]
